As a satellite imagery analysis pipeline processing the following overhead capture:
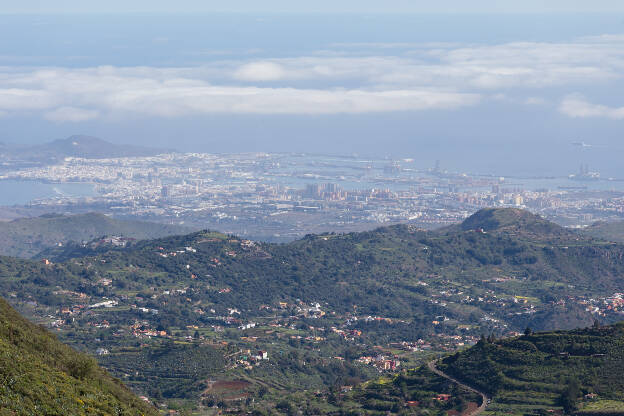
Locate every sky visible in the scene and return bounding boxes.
[0,9,623,177]
[4,0,624,14]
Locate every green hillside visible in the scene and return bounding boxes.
[2,208,624,412]
[0,212,191,258]
[336,366,483,415]
[439,322,624,415]
[21,208,624,319]
[582,221,624,244]
[0,297,156,415]
[332,322,624,416]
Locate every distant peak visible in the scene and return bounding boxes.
[39,135,170,159]
[56,134,106,142]
[460,208,560,233]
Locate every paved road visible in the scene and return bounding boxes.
[427,360,490,416]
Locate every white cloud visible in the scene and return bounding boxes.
[0,67,480,119]
[435,40,623,89]
[44,106,100,122]
[0,88,57,110]
[213,34,624,91]
[0,34,623,120]
[559,95,624,120]
[233,61,287,81]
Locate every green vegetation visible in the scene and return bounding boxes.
[0,297,156,415]
[2,208,624,412]
[101,340,226,401]
[0,212,191,258]
[582,220,624,244]
[18,208,624,323]
[439,322,624,415]
[457,207,566,238]
[337,366,482,415]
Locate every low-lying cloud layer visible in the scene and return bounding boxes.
[560,95,624,120]
[0,34,622,122]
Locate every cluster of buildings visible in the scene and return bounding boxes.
[1,152,622,240]
[356,355,401,371]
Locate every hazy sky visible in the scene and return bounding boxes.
[0,10,623,177]
[4,0,624,14]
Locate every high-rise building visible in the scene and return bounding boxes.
[305,184,321,198]
[161,186,170,198]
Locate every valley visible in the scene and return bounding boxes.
[2,208,624,413]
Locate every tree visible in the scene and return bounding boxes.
[560,378,580,414]
[257,385,269,398]
[66,355,96,380]
[524,326,533,336]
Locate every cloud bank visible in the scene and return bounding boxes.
[0,67,479,121]
[0,34,622,121]
[559,95,624,120]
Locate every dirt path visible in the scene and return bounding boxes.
[427,360,490,416]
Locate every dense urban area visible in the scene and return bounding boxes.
[1,146,623,241]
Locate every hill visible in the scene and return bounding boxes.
[37,135,168,159]
[582,220,624,243]
[0,213,192,258]
[332,365,483,415]
[3,208,624,412]
[438,322,624,415]
[333,322,624,415]
[0,135,170,165]
[0,296,156,415]
[453,207,572,240]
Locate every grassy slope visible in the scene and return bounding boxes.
[0,297,157,415]
[439,323,624,414]
[0,212,191,258]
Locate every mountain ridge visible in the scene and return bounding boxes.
[0,135,172,164]
[39,135,169,159]
[0,212,192,258]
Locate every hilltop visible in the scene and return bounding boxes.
[0,297,156,415]
[452,208,571,239]
[0,212,192,258]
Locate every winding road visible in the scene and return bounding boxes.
[427,360,490,416]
